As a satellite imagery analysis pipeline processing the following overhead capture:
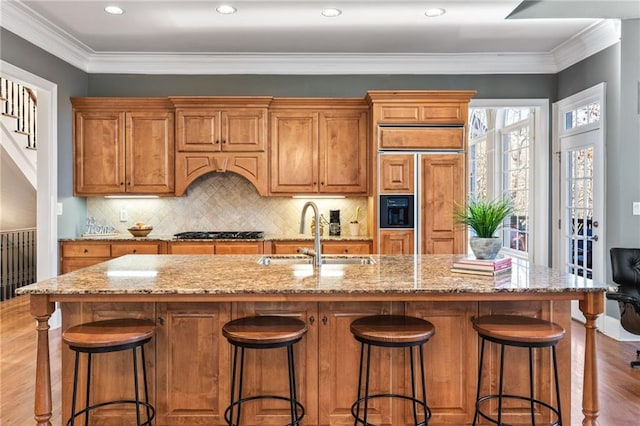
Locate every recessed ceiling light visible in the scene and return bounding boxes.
[321,8,342,18]
[424,7,446,18]
[216,5,237,14]
[104,5,124,15]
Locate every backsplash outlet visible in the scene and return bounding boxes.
[86,173,367,237]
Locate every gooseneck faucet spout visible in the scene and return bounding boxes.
[300,201,322,267]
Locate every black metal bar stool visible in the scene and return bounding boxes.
[350,314,435,426]
[62,318,156,426]
[223,315,308,426]
[472,314,566,426]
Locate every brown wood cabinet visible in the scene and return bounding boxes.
[379,154,414,193]
[420,154,466,254]
[270,100,368,195]
[379,127,464,150]
[169,241,264,254]
[155,302,232,425]
[60,240,167,274]
[379,230,415,255]
[71,98,175,196]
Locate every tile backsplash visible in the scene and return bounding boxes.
[86,173,368,237]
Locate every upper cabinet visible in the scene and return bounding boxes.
[269,99,369,195]
[72,98,175,196]
[171,97,270,152]
[170,97,273,196]
[366,90,476,126]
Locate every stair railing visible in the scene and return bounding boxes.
[0,228,37,301]
[0,77,37,149]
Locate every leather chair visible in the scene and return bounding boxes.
[606,247,640,368]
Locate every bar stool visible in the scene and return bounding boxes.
[472,314,565,426]
[223,315,307,426]
[62,318,155,426]
[350,314,435,426]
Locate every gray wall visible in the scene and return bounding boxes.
[1,28,89,237]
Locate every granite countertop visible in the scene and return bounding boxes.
[17,254,606,296]
[59,234,373,242]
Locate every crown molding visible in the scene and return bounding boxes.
[552,19,621,71]
[0,1,621,75]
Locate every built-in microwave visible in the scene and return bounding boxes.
[379,195,414,229]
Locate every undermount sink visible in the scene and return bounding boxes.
[257,256,376,266]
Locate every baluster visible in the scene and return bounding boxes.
[32,100,37,149]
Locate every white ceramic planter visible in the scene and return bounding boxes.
[469,237,501,259]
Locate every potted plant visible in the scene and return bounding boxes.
[453,197,513,259]
[349,206,361,236]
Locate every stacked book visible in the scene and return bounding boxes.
[451,256,512,276]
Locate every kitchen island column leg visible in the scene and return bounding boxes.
[30,295,55,426]
[579,291,605,426]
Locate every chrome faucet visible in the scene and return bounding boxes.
[300,201,322,267]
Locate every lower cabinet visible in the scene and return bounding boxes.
[60,241,167,274]
[168,241,264,254]
[270,240,372,255]
[60,300,570,426]
[379,229,414,254]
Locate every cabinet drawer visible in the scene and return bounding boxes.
[379,127,464,150]
[169,242,215,254]
[60,258,108,274]
[271,241,314,254]
[377,103,465,124]
[214,242,264,254]
[111,243,161,257]
[62,243,111,258]
[322,241,372,254]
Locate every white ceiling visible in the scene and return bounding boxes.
[1,0,636,74]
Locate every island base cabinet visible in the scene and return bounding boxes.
[155,303,232,425]
[60,302,157,426]
[404,302,478,426]
[234,302,319,426]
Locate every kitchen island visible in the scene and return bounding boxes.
[18,254,606,426]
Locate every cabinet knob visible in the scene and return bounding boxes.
[322,316,328,325]
[309,316,315,325]
[320,181,324,186]
[157,317,165,326]
[343,249,349,253]
[215,140,220,144]
[119,182,124,186]
[83,249,88,254]
[132,249,137,254]
[222,139,226,144]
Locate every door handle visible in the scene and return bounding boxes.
[588,235,598,242]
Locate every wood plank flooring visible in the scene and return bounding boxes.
[2,295,639,425]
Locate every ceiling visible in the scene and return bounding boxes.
[1,1,637,74]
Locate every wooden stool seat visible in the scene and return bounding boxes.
[222,315,307,347]
[350,314,435,346]
[63,318,155,350]
[223,316,308,425]
[472,314,566,346]
[472,315,565,426]
[63,318,155,426]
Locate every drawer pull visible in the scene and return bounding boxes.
[83,249,88,254]
[132,249,137,254]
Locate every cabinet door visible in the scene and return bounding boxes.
[74,110,125,195]
[234,302,319,426]
[60,302,156,426]
[175,109,221,151]
[318,302,398,426]
[379,230,414,255]
[60,242,112,273]
[221,109,266,152]
[322,241,372,254]
[155,302,232,425]
[404,302,478,426]
[379,127,464,150]
[420,154,466,254]
[126,111,175,194]
[214,241,264,254]
[270,111,319,193]
[319,111,368,194]
[379,154,414,193]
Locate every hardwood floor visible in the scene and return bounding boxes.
[2,295,639,425]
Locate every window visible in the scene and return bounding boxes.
[468,107,534,258]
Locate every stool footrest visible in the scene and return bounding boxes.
[224,394,305,426]
[475,394,560,426]
[66,399,155,426]
[351,393,431,426]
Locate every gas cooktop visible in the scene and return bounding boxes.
[173,231,264,240]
